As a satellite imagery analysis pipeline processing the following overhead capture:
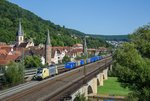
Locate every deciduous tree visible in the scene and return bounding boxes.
[4,61,24,86]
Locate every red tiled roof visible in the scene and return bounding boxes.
[87,48,96,51]
[0,49,7,55]
[66,48,83,56]
[0,54,20,65]
[52,46,70,52]
[0,46,12,53]
[5,54,20,60]
[73,44,83,47]
[0,55,7,60]
[73,48,83,52]
[98,47,107,51]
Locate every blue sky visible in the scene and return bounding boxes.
[9,0,150,35]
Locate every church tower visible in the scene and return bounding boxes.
[45,29,52,65]
[16,19,24,45]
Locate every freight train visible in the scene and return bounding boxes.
[64,56,103,69]
[35,55,103,80]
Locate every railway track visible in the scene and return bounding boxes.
[0,56,112,101]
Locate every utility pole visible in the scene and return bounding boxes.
[83,36,88,58]
[22,48,25,80]
[83,35,88,84]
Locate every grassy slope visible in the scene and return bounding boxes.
[97,77,130,96]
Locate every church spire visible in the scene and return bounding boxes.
[18,19,24,36]
[46,29,51,46]
[16,19,24,45]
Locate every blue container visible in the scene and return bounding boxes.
[96,56,99,60]
[86,58,90,64]
[98,56,100,60]
[99,56,103,60]
[80,60,84,66]
[95,56,98,61]
[65,62,76,69]
[96,56,99,61]
[97,56,102,60]
[93,56,98,62]
[90,57,94,63]
[94,56,96,61]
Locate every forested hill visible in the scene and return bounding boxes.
[0,0,109,48]
[89,34,129,41]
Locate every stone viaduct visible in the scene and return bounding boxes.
[68,64,112,100]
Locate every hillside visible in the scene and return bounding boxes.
[89,34,129,41]
[0,0,109,48]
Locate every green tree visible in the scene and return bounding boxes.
[24,55,42,68]
[3,61,24,86]
[130,24,150,58]
[74,93,89,101]
[62,56,70,63]
[113,42,150,100]
[75,54,90,60]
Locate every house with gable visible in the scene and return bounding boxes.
[0,45,21,66]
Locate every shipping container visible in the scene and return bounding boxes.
[80,60,84,66]
[65,62,76,69]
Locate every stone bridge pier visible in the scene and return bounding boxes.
[68,64,112,101]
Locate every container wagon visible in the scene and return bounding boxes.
[65,62,76,69]
[80,60,84,66]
